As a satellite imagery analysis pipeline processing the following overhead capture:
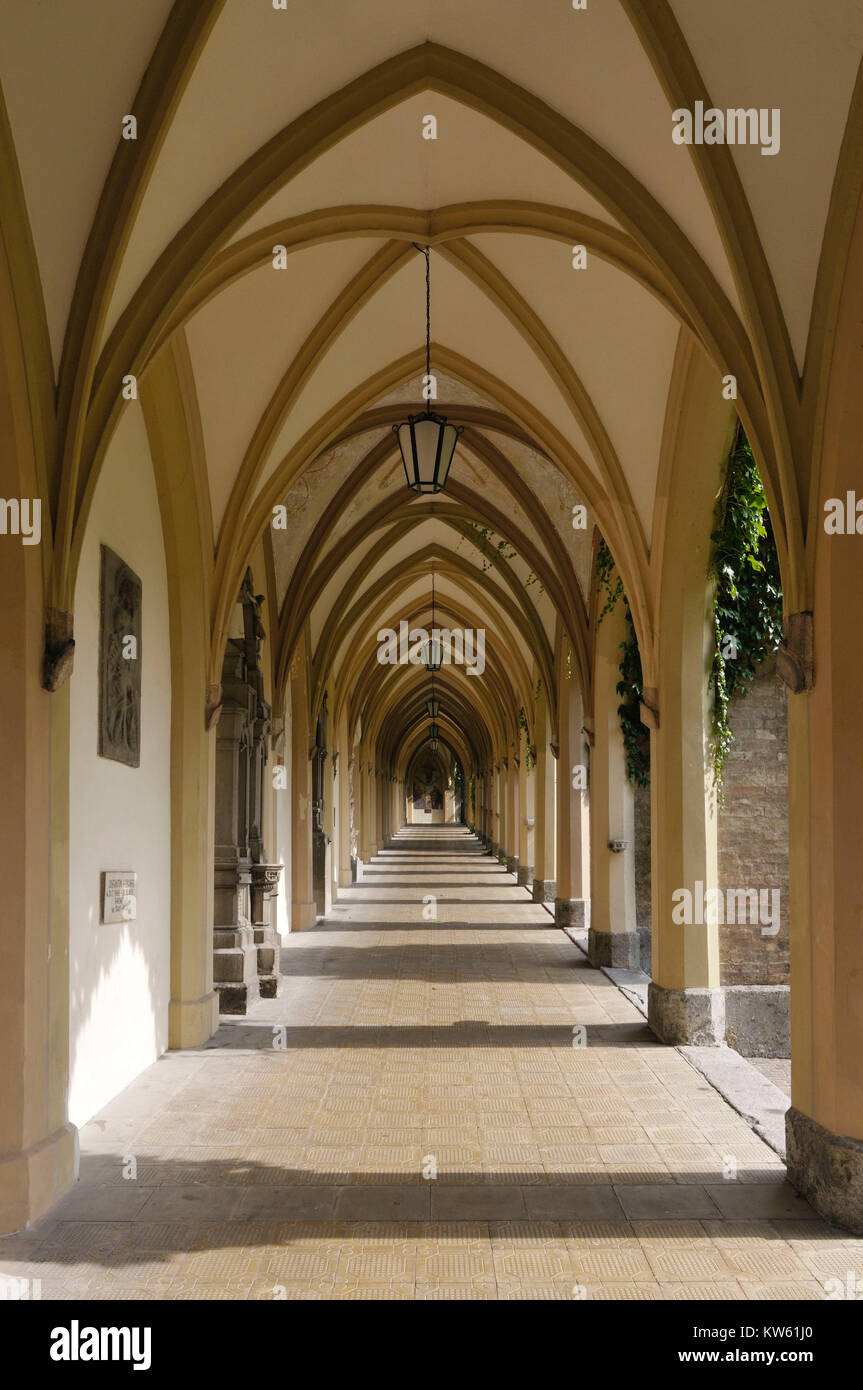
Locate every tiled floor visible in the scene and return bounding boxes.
[751,1058,792,1097]
[2,827,858,1300]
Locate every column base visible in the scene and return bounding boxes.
[506,855,518,875]
[291,899,317,931]
[724,984,790,1058]
[254,927,283,999]
[516,864,533,888]
[532,878,556,903]
[587,927,640,970]
[785,1107,863,1235]
[555,897,589,929]
[489,842,499,859]
[0,1122,78,1235]
[648,982,725,1046]
[169,991,220,1048]
[213,923,260,1015]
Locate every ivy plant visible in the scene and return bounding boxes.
[593,539,650,786]
[709,426,783,795]
[518,705,535,771]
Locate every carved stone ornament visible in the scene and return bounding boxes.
[42,607,75,691]
[205,682,223,730]
[776,612,814,693]
[98,546,142,767]
[639,686,660,731]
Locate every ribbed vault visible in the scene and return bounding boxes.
[1,0,862,825]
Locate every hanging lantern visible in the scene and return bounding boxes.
[424,633,443,672]
[425,572,444,671]
[428,722,440,743]
[395,412,460,494]
[426,696,440,719]
[429,738,438,754]
[394,246,461,494]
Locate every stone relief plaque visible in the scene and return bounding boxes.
[98,545,141,766]
[101,871,137,923]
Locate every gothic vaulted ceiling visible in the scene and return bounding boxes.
[2,0,861,766]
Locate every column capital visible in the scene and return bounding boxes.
[776,611,814,692]
[42,608,75,691]
[205,682,222,730]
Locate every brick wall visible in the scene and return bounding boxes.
[717,654,789,985]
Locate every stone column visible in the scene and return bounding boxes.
[357,758,371,864]
[506,754,519,876]
[336,716,352,887]
[555,669,590,929]
[497,761,508,863]
[367,762,379,857]
[647,341,730,1045]
[290,658,316,929]
[588,594,638,968]
[784,199,863,1232]
[212,649,259,1013]
[532,688,557,904]
[490,763,502,859]
[518,739,535,888]
[0,559,77,1230]
[250,863,283,997]
[348,753,359,879]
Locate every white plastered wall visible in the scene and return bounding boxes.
[68,403,172,1128]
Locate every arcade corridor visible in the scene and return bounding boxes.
[1,829,852,1301]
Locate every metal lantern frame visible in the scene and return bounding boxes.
[426,655,440,719]
[393,245,462,495]
[425,572,444,672]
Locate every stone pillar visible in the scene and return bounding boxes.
[0,568,77,1230]
[251,864,283,997]
[784,199,863,1233]
[290,657,316,929]
[588,594,638,968]
[517,750,534,888]
[212,646,260,1013]
[329,749,340,900]
[336,715,352,887]
[505,754,519,876]
[490,762,502,859]
[532,688,557,903]
[143,351,222,1048]
[647,341,730,1045]
[349,752,359,879]
[555,668,590,929]
[390,775,401,835]
[497,762,508,863]
[357,758,372,863]
[310,700,332,919]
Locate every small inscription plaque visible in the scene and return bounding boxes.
[102,871,137,923]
